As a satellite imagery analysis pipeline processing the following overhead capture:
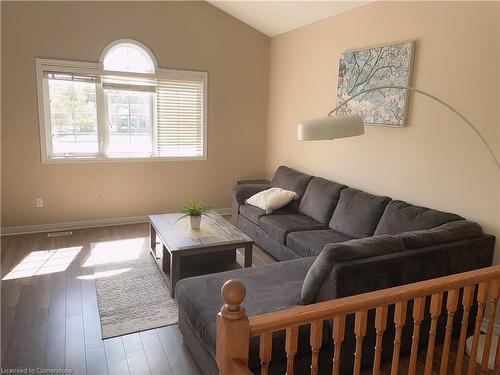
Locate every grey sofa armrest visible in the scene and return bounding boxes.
[314,235,494,303]
[231,183,272,205]
[301,235,406,304]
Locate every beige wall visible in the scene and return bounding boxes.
[1,1,269,227]
[2,0,499,265]
[266,2,500,262]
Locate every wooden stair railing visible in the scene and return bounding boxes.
[216,265,500,375]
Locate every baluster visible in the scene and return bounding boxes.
[467,282,489,375]
[454,285,475,375]
[259,332,272,375]
[353,310,368,375]
[494,334,500,374]
[481,280,499,374]
[424,293,443,375]
[373,305,388,375]
[391,301,408,375]
[408,297,425,375]
[439,289,459,375]
[332,315,346,375]
[310,320,323,375]
[285,325,299,375]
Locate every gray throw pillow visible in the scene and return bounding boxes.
[374,200,463,236]
[396,220,482,250]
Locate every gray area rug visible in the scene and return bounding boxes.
[92,237,177,339]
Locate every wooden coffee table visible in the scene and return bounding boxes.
[149,212,253,297]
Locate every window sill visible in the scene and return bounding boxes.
[42,155,207,164]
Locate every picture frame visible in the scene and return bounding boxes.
[336,40,415,127]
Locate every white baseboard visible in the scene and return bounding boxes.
[1,207,232,236]
[214,207,232,216]
[0,216,148,236]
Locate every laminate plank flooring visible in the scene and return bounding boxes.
[104,337,130,375]
[1,224,196,374]
[0,222,482,374]
[0,221,274,375]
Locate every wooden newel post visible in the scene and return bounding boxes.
[216,279,250,374]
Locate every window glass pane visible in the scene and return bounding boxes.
[103,43,155,73]
[106,90,153,155]
[48,79,98,154]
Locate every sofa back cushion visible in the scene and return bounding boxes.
[374,200,463,236]
[271,166,313,210]
[272,166,313,197]
[298,177,346,224]
[329,188,391,238]
[301,235,406,304]
[396,220,483,250]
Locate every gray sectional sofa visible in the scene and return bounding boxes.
[176,166,495,374]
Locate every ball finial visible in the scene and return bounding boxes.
[221,279,246,305]
[220,279,246,320]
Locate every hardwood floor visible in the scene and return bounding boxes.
[0,223,481,374]
[0,222,275,375]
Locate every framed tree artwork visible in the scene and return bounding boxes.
[336,41,415,127]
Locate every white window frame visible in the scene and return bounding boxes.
[35,43,207,164]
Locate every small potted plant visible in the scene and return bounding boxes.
[181,198,209,229]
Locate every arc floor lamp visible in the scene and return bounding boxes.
[297,85,500,171]
[298,84,500,368]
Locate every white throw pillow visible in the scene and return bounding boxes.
[245,188,298,214]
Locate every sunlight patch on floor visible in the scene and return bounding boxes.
[2,246,82,280]
[83,238,146,267]
[77,268,132,280]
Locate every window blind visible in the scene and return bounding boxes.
[156,77,204,157]
[102,75,156,93]
[44,71,98,84]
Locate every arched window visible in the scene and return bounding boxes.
[99,41,157,156]
[101,40,156,73]
[36,39,207,162]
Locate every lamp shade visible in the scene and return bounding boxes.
[298,115,365,141]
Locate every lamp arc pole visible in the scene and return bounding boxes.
[328,85,499,171]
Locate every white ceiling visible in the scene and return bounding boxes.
[207,1,369,37]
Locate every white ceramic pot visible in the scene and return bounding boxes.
[190,215,201,229]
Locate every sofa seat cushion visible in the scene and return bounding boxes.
[396,220,483,250]
[374,200,464,236]
[301,235,406,304]
[239,204,266,225]
[287,229,353,257]
[298,177,347,224]
[260,214,327,244]
[329,188,391,238]
[239,204,296,225]
[175,257,330,369]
